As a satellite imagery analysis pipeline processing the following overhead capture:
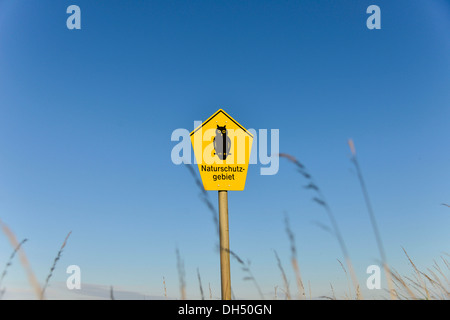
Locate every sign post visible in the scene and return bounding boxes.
[218,190,231,300]
[190,109,253,300]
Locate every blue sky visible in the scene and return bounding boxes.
[0,0,449,299]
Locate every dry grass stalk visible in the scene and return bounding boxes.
[441,255,450,270]
[197,268,204,300]
[291,258,305,300]
[382,264,396,300]
[404,275,427,298]
[209,282,212,300]
[227,247,264,299]
[163,276,167,299]
[337,259,352,299]
[41,231,72,299]
[422,269,449,299]
[0,238,27,289]
[308,280,312,300]
[0,219,42,299]
[274,250,291,300]
[284,213,306,299]
[389,267,416,299]
[433,259,450,287]
[110,286,115,300]
[348,139,396,300]
[402,247,430,299]
[176,247,186,300]
[320,284,336,300]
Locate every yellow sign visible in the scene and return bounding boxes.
[190,109,253,191]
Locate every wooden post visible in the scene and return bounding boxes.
[218,190,231,300]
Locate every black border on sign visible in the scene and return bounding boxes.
[190,109,253,138]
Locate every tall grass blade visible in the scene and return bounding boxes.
[274,250,291,300]
[197,268,205,300]
[176,247,186,300]
[110,286,115,300]
[284,213,305,299]
[402,247,430,299]
[0,239,27,289]
[227,248,264,299]
[163,276,167,299]
[41,231,72,299]
[348,139,396,299]
[0,219,42,299]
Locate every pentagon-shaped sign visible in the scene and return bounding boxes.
[190,109,253,191]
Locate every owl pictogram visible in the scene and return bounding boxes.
[213,125,231,160]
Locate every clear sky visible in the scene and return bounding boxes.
[0,0,449,299]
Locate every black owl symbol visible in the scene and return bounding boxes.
[213,125,231,160]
